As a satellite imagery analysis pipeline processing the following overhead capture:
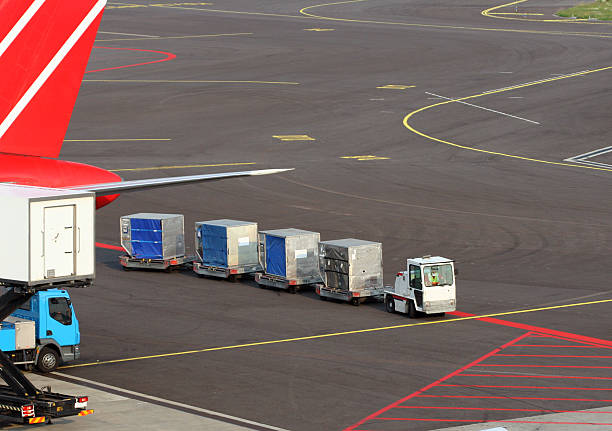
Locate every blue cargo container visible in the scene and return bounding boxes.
[193,220,260,279]
[120,213,185,260]
[255,229,322,290]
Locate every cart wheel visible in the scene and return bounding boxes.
[37,347,59,373]
[408,300,417,318]
[350,297,360,306]
[385,296,395,313]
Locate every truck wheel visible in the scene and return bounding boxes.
[408,300,417,318]
[385,296,395,313]
[350,297,360,306]
[37,347,59,373]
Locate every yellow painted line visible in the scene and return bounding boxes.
[96,32,252,42]
[299,0,612,37]
[342,155,390,160]
[64,139,171,142]
[489,12,544,15]
[377,84,415,90]
[109,162,256,172]
[304,28,336,31]
[273,135,316,141]
[106,2,212,9]
[83,79,300,85]
[481,0,610,24]
[58,298,612,369]
[403,66,612,173]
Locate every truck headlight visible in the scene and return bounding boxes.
[449,299,455,306]
[425,301,431,308]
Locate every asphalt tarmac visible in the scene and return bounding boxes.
[53,0,612,430]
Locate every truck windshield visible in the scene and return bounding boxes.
[49,297,72,326]
[423,264,453,287]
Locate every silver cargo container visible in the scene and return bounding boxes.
[257,228,322,286]
[318,238,383,303]
[120,213,185,260]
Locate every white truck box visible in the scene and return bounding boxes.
[0,185,95,285]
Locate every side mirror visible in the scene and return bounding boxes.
[454,268,458,276]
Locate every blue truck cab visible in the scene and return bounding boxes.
[0,289,80,372]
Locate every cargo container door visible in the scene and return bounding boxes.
[43,205,75,278]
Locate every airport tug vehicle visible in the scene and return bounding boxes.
[0,185,93,424]
[385,256,456,317]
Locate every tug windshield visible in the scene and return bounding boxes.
[423,264,453,287]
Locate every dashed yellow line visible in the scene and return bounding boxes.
[96,32,253,42]
[403,66,612,173]
[109,162,256,172]
[58,298,612,369]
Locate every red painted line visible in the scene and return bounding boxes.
[514,344,602,348]
[495,353,612,358]
[459,373,612,380]
[448,311,612,348]
[377,417,612,425]
[474,364,612,368]
[395,406,612,414]
[440,384,612,391]
[416,394,612,401]
[85,47,176,74]
[342,332,532,431]
[95,242,123,251]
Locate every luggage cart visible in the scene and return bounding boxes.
[119,255,193,272]
[254,273,320,293]
[316,284,384,306]
[193,262,261,281]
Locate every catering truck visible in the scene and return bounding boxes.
[0,185,93,424]
[385,256,456,317]
[1,290,80,373]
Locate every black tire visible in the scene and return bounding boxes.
[319,294,327,301]
[37,347,59,373]
[288,286,297,294]
[385,296,395,313]
[350,297,360,306]
[407,300,417,318]
[228,274,237,283]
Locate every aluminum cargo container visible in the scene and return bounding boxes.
[0,185,95,286]
[257,228,322,285]
[120,213,185,260]
[193,220,261,278]
[317,238,384,304]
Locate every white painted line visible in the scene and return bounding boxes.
[498,71,513,74]
[508,96,524,99]
[0,0,46,59]
[0,0,107,139]
[565,145,612,161]
[369,98,385,100]
[98,30,159,37]
[53,372,291,431]
[425,92,540,125]
[564,146,612,169]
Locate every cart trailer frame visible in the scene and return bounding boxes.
[119,255,193,272]
[316,284,383,306]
